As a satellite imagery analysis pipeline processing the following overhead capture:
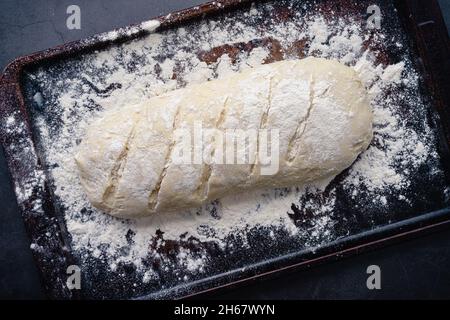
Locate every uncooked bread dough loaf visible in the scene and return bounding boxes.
[75,57,373,218]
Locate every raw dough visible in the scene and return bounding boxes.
[75,57,373,218]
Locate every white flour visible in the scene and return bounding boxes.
[19,4,443,285]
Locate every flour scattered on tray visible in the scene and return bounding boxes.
[21,2,446,286]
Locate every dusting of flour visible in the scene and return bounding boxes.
[21,3,444,287]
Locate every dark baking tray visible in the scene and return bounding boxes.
[1,0,449,299]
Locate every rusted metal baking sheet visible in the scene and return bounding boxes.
[0,0,449,299]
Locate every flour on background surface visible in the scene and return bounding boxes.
[20,2,447,284]
[94,19,160,42]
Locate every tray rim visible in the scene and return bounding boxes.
[1,0,450,299]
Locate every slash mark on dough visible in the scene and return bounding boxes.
[102,120,139,209]
[148,106,182,211]
[286,74,316,163]
[196,96,229,200]
[250,76,274,176]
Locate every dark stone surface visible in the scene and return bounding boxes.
[0,0,449,300]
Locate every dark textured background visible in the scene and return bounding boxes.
[0,0,449,300]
